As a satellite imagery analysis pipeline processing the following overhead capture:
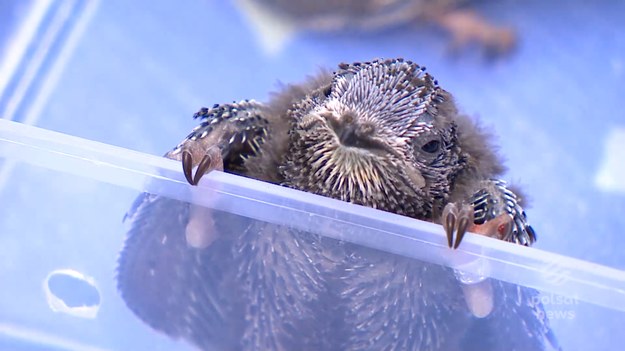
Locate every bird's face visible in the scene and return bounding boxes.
[282,59,466,219]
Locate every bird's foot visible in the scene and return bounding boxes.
[181,145,224,185]
[470,214,514,241]
[442,202,474,249]
[460,279,494,318]
[445,209,516,318]
[179,145,224,248]
[435,9,516,59]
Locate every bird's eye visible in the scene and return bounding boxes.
[421,139,441,153]
[322,85,332,97]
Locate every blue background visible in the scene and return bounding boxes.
[1,0,624,350]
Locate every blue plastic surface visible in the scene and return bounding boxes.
[1,1,625,349]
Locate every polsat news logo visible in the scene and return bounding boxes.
[531,260,578,320]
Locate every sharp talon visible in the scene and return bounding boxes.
[454,206,474,249]
[445,214,456,248]
[443,203,458,248]
[194,153,213,185]
[454,216,469,249]
[182,150,195,185]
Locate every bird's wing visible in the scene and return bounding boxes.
[167,100,270,184]
[117,101,272,350]
[460,179,561,350]
[469,178,537,246]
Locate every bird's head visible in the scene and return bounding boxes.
[282,59,474,219]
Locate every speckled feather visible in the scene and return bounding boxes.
[117,59,559,351]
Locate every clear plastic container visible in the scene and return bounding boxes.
[2,119,625,350]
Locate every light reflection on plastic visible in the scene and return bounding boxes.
[595,127,625,193]
[42,268,101,319]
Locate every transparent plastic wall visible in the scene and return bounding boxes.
[2,119,625,350]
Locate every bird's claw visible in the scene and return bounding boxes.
[181,146,223,185]
[182,150,195,185]
[442,203,474,249]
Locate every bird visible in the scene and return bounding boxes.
[234,0,516,57]
[117,58,560,350]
